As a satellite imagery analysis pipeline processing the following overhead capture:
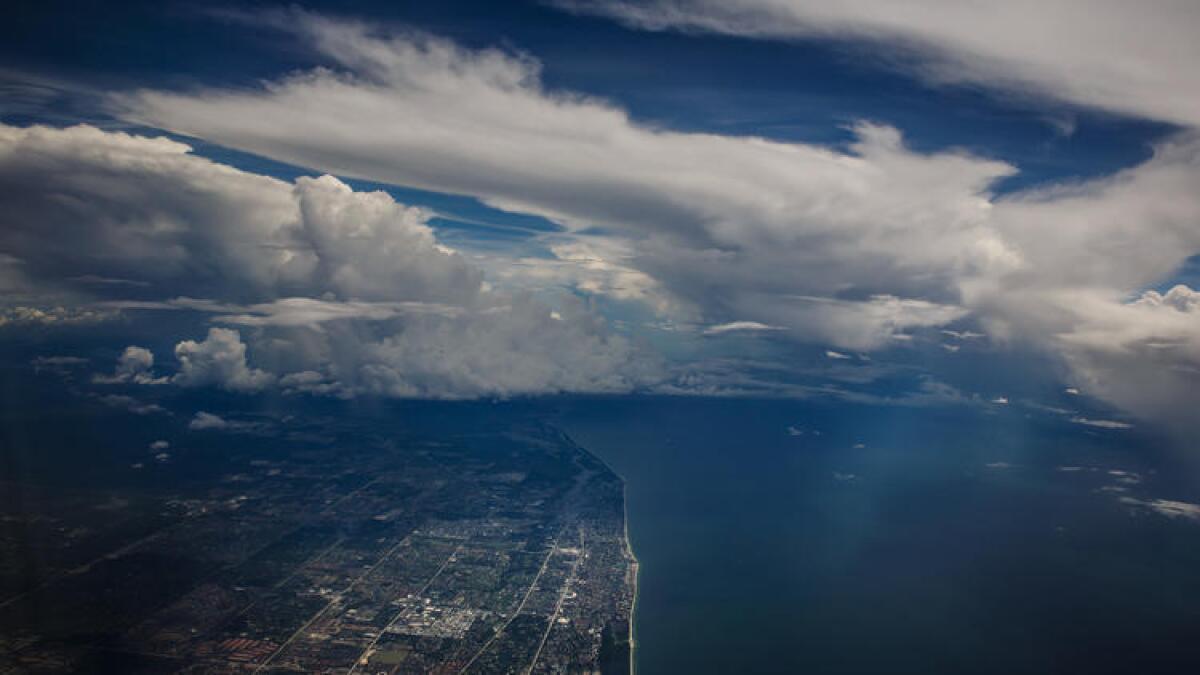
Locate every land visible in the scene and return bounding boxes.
[0,414,634,674]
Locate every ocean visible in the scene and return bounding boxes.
[555,396,1200,675]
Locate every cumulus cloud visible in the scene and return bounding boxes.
[115,14,1017,351]
[172,327,275,392]
[187,410,270,434]
[95,346,167,385]
[96,18,1200,428]
[5,14,1200,432]
[557,0,1200,128]
[1044,286,1200,435]
[0,121,657,398]
[116,346,153,378]
[0,123,298,300]
[0,305,117,326]
[188,411,230,430]
[483,238,677,315]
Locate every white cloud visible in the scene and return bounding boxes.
[0,123,299,298]
[95,394,165,415]
[558,0,1200,127]
[188,411,229,430]
[115,15,1015,352]
[0,305,117,326]
[1042,285,1200,436]
[31,355,89,373]
[483,238,678,315]
[94,345,167,385]
[941,329,984,340]
[116,346,153,378]
[149,440,170,450]
[113,17,1192,369]
[5,14,1200,430]
[349,297,654,398]
[210,297,463,327]
[0,122,658,399]
[173,327,275,392]
[703,321,781,336]
[187,411,269,434]
[1071,417,1134,430]
[1120,497,1200,522]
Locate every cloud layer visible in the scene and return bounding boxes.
[558,0,1200,128]
[0,122,656,398]
[3,12,1198,434]
[102,14,1200,430]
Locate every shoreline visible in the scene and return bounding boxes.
[622,478,639,675]
[549,425,638,675]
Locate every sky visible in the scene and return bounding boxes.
[1,1,1198,440]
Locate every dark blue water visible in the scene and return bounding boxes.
[555,397,1200,675]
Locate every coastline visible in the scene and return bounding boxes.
[623,478,640,675]
[550,425,638,675]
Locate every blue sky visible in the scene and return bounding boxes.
[2,1,1198,441]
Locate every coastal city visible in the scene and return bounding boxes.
[0,417,635,673]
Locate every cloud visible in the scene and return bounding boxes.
[149,440,170,450]
[941,329,985,340]
[211,298,462,327]
[556,0,1200,127]
[5,15,1200,430]
[348,296,655,398]
[114,14,1015,351]
[1043,285,1200,436]
[173,327,275,392]
[1071,417,1134,430]
[0,305,117,327]
[484,238,677,315]
[94,345,167,385]
[107,16,1200,426]
[0,123,298,300]
[31,355,89,373]
[95,394,165,416]
[1120,497,1200,522]
[68,274,149,287]
[703,321,782,336]
[96,295,463,326]
[188,411,230,430]
[0,122,658,399]
[117,346,153,378]
[187,410,270,434]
